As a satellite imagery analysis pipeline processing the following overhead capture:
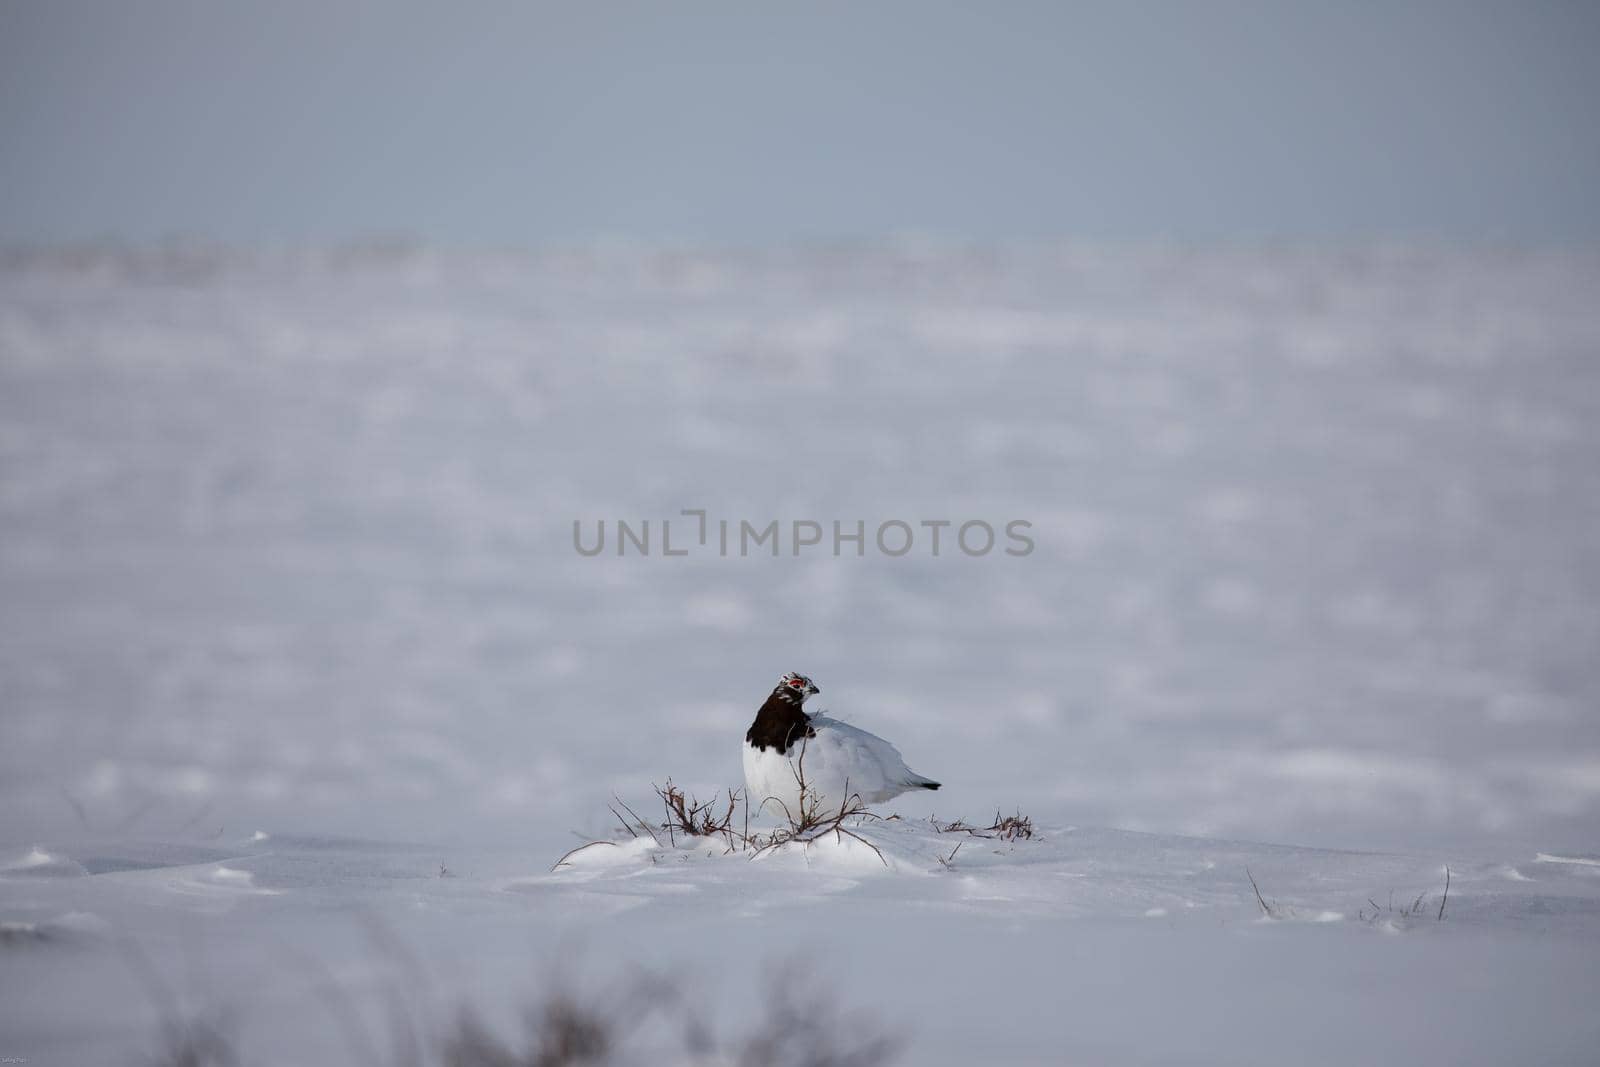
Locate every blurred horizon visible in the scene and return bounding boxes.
[3,1,1599,247]
[7,232,1598,256]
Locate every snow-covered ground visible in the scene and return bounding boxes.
[3,824,1599,1064]
[2,242,1599,1063]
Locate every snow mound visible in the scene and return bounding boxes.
[0,847,89,879]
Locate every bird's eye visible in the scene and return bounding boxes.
[788,678,804,687]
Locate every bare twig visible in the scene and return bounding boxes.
[275,944,386,1067]
[746,747,887,867]
[612,795,661,846]
[60,786,90,830]
[608,802,638,839]
[115,795,161,833]
[931,810,1034,841]
[988,810,1034,840]
[178,801,216,832]
[1438,866,1450,921]
[653,780,742,850]
[117,936,244,1067]
[552,841,618,871]
[1246,868,1275,918]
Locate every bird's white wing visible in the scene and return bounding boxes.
[803,715,919,803]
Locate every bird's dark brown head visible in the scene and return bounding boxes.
[747,671,821,753]
[772,671,820,704]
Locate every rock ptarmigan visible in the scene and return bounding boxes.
[742,672,940,819]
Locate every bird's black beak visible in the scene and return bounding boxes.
[809,684,820,694]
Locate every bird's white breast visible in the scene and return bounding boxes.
[741,715,927,820]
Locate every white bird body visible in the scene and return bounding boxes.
[742,673,940,820]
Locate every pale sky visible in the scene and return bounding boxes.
[2,1,1597,245]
